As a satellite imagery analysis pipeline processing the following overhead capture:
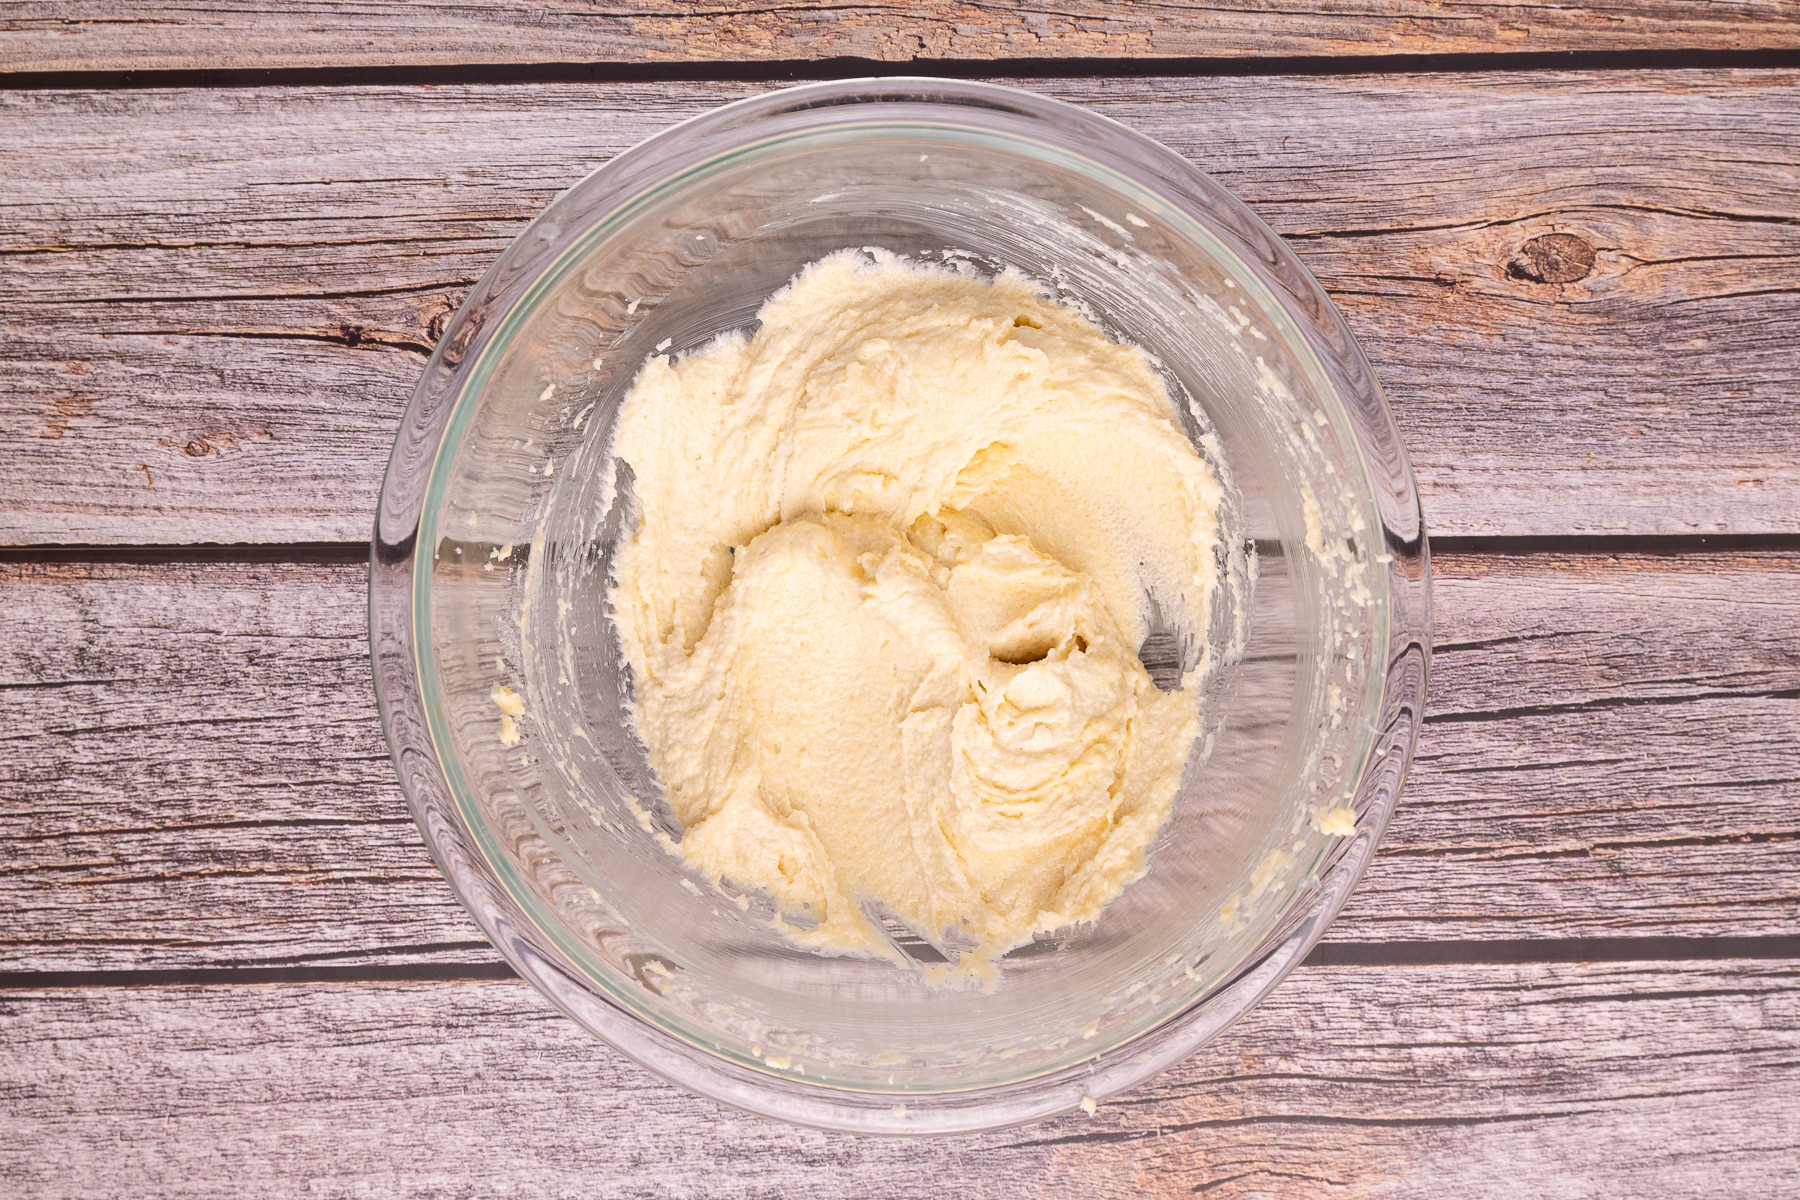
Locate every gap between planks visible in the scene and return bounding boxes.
[5,0,1800,75]
[5,47,1800,91]
[4,935,1800,992]
[7,534,1800,566]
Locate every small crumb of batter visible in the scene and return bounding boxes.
[492,684,524,746]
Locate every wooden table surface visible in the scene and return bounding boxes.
[5,6,1799,1196]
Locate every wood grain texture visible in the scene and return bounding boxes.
[3,960,1797,1197]
[3,73,1799,544]
[6,0,1799,74]
[1359,550,1800,942]
[0,557,488,969]
[4,551,1795,972]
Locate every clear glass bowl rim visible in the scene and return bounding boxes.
[370,76,1431,1137]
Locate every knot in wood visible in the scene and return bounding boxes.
[182,437,215,457]
[422,292,463,346]
[1507,233,1595,284]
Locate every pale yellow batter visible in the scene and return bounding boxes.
[608,251,1223,982]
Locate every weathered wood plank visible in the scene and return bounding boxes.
[3,961,1795,1196]
[3,73,1798,544]
[1357,551,1800,941]
[0,557,489,968]
[3,551,1795,971]
[6,0,1799,74]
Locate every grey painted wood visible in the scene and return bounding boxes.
[3,73,1798,544]
[5,0,1797,73]
[4,551,1794,972]
[3,960,1796,1196]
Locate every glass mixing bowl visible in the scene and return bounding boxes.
[371,78,1428,1135]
